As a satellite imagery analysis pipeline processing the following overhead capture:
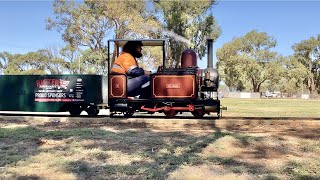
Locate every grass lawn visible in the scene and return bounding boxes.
[221,98,320,117]
[0,98,320,179]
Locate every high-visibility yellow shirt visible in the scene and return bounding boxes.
[111,52,138,75]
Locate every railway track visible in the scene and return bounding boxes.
[0,112,319,120]
[1,112,319,130]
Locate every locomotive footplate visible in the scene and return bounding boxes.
[109,98,220,118]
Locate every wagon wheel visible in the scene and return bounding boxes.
[69,105,83,116]
[164,110,177,118]
[86,106,99,116]
[217,113,221,119]
[191,110,205,118]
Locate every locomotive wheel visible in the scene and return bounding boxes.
[124,111,134,118]
[86,106,99,116]
[164,110,177,118]
[69,105,82,116]
[191,110,205,118]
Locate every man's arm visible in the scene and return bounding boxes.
[129,68,151,76]
[144,70,152,75]
[128,67,145,77]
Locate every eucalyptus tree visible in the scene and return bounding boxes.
[47,0,161,73]
[39,45,67,74]
[60,45,81,74]
[47,0,109,74]
[279,56,310,94]
[2,51,45,74]
[0,50,65,75]
[292,34,320,95]
[217,30,281,92]
[86,0,162,67]
[153,0,221,66]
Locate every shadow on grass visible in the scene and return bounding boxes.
[0,126,125,168]
[1,120,319,179]
[0,124,235,179]
[63,131,232,179]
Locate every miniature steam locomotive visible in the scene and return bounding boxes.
[108,39,220,118]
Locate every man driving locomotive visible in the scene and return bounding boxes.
[111,41,151,98]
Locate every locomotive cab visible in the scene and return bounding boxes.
[107,39,221,118]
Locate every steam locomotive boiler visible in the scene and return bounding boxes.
[108,39,220,118]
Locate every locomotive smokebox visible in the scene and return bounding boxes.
[181,49,197,68]
[204,39,219,91]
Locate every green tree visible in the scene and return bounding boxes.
[47,0,161,73]
[0,52,12,74]
[47,0,109,74]
[90,0,159,39]
[38,45,68,74]
[216,38,243,91]
[292,34,320,95]
[89,0,161,67]
[139,46,163,71]
[47,0,108,51]
[79,48,108,74]
[153,0,221,66]
[1,50,67,75]
[280,56,310,94]
[3,51,45,75]
[60,45,81,74]
[217,30,280,92]
[262,56,309,95]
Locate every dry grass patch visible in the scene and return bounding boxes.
[196,124,320,179]
[202,135,244,157]
[4,152,76,180]
[103,150,148,165]
[284,159,320,179]
[168,164,252,180]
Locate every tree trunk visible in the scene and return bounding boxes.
[308,77,316,96]
[252,77,259,92]
[253,85,260,92]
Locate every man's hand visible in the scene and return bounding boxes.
[144,70,152,75]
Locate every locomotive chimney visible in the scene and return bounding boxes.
[203,39,219,91]
[207,39,213,68]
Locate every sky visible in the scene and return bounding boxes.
[0,0,320,69]
[0,1,64,53]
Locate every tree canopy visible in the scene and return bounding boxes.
[1,1,319,96]
[153,0,221,66]
[45,0,220,72]
[217,30,280,92]
[292,34,320,95]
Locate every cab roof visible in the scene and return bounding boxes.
[108,39,167,47]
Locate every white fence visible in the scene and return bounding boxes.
[220,91,319,99]
[221,92,261,99]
